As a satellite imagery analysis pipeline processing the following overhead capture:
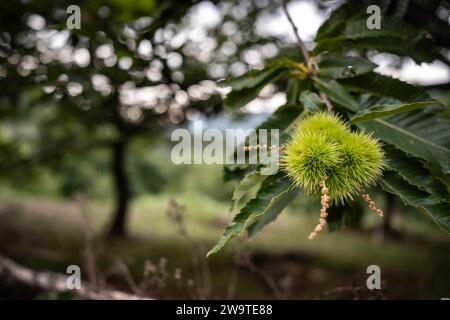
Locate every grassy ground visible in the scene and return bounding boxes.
[0,191,449,299]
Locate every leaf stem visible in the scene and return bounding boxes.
[319,92,334,112]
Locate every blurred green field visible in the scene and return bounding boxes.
[1,186,449,299]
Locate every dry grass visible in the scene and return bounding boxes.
[0,191,449,299]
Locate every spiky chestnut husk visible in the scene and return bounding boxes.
[282,112,385,205]
[282,132,341,196]
[296,112,349,140]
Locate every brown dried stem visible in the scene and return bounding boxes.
[280,0,334,112]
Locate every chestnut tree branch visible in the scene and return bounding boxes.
[280,0,311,63]
[280,0,334,112]
[0,254,152,300]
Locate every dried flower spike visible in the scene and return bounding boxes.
[361,192,384,218]
[242,144,281,151]
[309,177,329,240]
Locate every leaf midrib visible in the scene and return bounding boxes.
[374,118,449,153]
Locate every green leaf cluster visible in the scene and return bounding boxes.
[210,0,450,255]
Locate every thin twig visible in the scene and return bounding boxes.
[280,0,334,112]
[0,254,152,300]
[319,92,334,113]
[235,253,284,299]
[280,0,311,63]
[114,258,141,295]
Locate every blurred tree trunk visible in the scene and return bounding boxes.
[382,192,402,239]
[109,140,130,236]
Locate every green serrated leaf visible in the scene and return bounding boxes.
[340,72,430,102]
[315,1,374,41]
[358,110,450,174]
[349,101,434,124]
[247,187,298,238]
[299,91,325,112]
[314,37,438,64]
[230,171,268,216]
[286,78,310,105]
[380,171,450,233]
[317,54,376,79]
[222,79,279,110]
[384,145,449,200]
[219,66,281,91]
[423,163,450,195]
[221,69,288,110]
[314,9,439,63]
[220,58,297,110]
[313,78,359,111]
[208,173,294,256]
[254,104,303,131]
[343,18,419,40]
